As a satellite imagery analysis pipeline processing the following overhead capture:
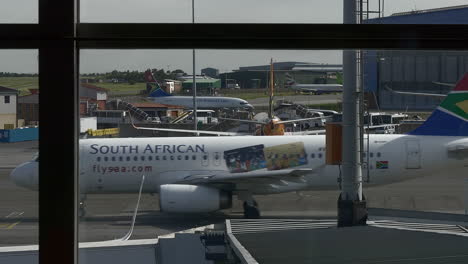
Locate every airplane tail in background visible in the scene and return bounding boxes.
[144,69,172,97]
[409,73,468,136]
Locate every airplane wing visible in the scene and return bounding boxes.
[433,81,455,87]
[218,117,268,125]
[175,167,321,185]
[132,125,246,136]
[275,116,325,125]
[384,85,446,98]
[130,113,247,136]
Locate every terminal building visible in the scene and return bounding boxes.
[364,5,468,110]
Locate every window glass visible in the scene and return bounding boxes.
[0,0,38,23]
[77,48,468,248]
[0,50,38,248]
[80,1,468,24]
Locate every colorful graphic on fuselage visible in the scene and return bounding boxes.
[224,145,267,173]
[264,142,308,170]
[224,142,308,173]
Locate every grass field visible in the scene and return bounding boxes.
[0,77,295,100]
[0,77,38,95]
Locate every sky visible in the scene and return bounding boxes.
[0,0,467,74]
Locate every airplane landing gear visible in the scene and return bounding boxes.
[243,200,260,219]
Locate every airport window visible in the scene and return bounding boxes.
[18,1,467,262]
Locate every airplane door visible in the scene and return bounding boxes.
[213,152,221,166]
[201,152,209,167]
[405,140,421,169]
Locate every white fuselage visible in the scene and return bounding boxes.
[148,96,252,109]
[77,134,467,195]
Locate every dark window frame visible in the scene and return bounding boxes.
[0,2,466,264]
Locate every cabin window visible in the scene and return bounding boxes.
[185,155,189,160]
[148,156,153,161]
[318,153,323,159]
[126,156,131,161]
[133,156,138,161]
[162,156,167,160]
[111,157,116,162]
[170,156,174,160]
[119,157,123,162]
[377,152,381,157]
[192,155,197,160]
[370,152,374,158]
[96,157,101,162]
[177,155,182,160]
[141,156,145,161]
[311,153,315,158]
[155,156,159,160]
[104,157,108,162]
[203,155,208,160]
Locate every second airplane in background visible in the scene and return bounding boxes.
[144,70,253,110]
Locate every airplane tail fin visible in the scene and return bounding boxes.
[409,73,468,136]
[144,69,172,97]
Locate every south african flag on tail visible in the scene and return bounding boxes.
[409,73,468,136]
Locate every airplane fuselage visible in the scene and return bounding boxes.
[74,134,466,195]
[148,96,252,109]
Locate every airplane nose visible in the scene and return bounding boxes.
[245,104,254,110]
[10,161,38,191]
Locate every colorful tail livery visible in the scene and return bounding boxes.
[144,69,172,97]
[410,73,468,136]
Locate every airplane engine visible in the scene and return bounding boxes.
[159,184,232,213]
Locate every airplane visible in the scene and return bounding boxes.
[10,73,468,218]
[144,70,254,110]
[285,73,343,95]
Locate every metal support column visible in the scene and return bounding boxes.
[338,0,367,227]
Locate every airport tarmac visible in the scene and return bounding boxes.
[1,140,467,247]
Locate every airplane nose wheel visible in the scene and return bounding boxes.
[243,200,260,219]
